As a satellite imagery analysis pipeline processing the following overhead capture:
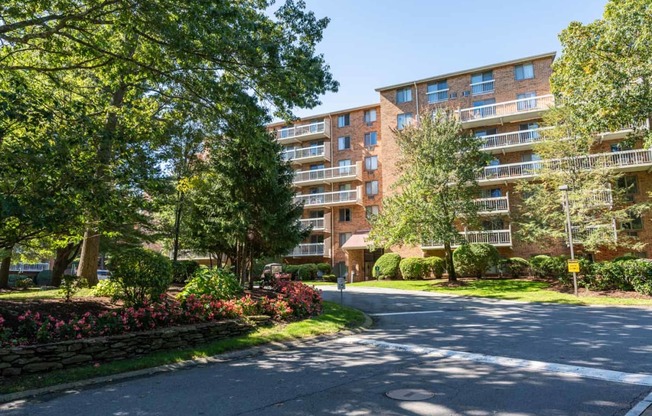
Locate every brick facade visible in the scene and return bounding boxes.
[272,52,651,280]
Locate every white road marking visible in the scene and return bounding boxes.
[369,310,444,317]
[625,391,652,416]
[338,337,652,387]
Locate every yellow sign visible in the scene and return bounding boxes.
[567,260,580,273]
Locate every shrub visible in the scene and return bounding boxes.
[7,274,23,288]
[453,243,500,278]
[108,248,173,307]
[36,270,53,286]
[93,279,121,299]
[297,263,318,281]
[283,265,299,279]
[613,255,640,263]
[59,275,87,302]
[16,277,34,289]
[581,261,630,291]
[399,258,427,280]
[626,260,652,296]
[172,260,200,284]
[424,256,445,278]
[529,255,552,278]
[373,253,402,279]
[273,280,322,318]
[499,257,531,278]
[316,263,332,274]
[323,274,337,282]
[178,267,243,302]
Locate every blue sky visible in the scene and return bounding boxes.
[294,0,607,117]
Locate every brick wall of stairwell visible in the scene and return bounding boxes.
[328,105,383,268]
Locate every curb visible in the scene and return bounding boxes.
[0,310,373,404]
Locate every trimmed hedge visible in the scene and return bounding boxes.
[399,258,427,280]
[297,264,318,281]
[453,243,499,278]
[373,253,401,280]
[316,263,332,274]
[108,248,173,307]
[499,257,530,278]
[424,256,445,278]
[323,274,337,282]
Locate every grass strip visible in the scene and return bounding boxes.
[306,279,652,306]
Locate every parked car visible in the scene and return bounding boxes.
[97,270,112,280]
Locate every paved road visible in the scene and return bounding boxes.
[3,287,652,416]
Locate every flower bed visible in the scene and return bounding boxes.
[1,282,322,348]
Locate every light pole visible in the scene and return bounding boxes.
[559,185,578,296]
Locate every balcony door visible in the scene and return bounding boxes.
[517,92,537,111]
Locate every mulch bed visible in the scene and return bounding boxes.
[0,286,278,332]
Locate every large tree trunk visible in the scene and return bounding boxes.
[52,241,81,287]
[444,242,457,282]
[77,229,100,286]
[0,254,11,288]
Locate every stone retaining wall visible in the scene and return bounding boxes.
[0,318,266,377]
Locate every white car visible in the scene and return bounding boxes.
[97,270,112,280]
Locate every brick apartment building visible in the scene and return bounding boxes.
[270,52,652,281]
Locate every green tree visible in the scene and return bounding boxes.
[551,0,651,145]
[369,111,489,282]
[1,1,338,284]
[185,116,306,287]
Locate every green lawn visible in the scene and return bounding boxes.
[0,288,95,300]
[306,279,652,307]
[0,301,365,395]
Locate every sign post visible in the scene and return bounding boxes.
[337,277,345,304]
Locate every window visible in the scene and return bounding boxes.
[622,214,643,231]
[364,109,377,124]
[516,92,537,111]
[396,87,412,103]
[338,136,350,150]
[475,128,498,148]
[339,183,351,191]
[310,210,324,219]
[339,232,352,247]
[310,234,324,244]
[521,153,542,162]
[308,163,324,181]
[338,159,352,175]
[365,156,378,171]
[427,80,448,103]
[366,180,379,196]
[397,113,413,130]
[308,141,323,156]
[617,175,639,202]
[471,71,494,95]
[515,63,535,80]
[611,142,633,152]
[482,218,504,230]
[337,114,350,128]
[364,131,378,147]
[339,208,351,222]
[472,99,496,118]
[366,205,379,220]
[519,122,540,141]
[480,188,503,198]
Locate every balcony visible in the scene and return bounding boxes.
[282,143,331,165]
[480,127,554,153]
[9,263,50,272]
[299,212,331,233]
[478,148,652,185]
[286,239,331,258]
[293,162,362,186]
[475,194,510,215]
[458,94,555,128]
[294,186,363,208]
[275,120,331,145]
[570,224,617,245]
[422,227,513,249]
[471,79,495,96]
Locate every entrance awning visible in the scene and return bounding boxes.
[341,232,371,250]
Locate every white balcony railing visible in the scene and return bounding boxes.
[294,164,359,185]
[294,188,361,208]
[288,243,324,257]
[9,263,50,272]
[478,148,652,183]
[299,218,325,231]
[282,144,328,163]
[475,194,510,214]
[459,94,554,122]
[570,224,617,245]
[422,227,513,249]
[480,127,554,152]
[471,79,495,95]
[276,120,330,142]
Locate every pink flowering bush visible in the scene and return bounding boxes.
[0,282,322,347]
[273,280,322,317]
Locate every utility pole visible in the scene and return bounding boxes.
[559,185,578,296]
